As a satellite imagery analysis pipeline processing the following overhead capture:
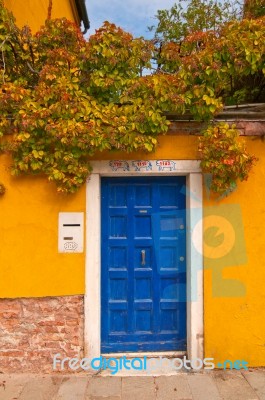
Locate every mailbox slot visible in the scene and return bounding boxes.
[58,212,84,253]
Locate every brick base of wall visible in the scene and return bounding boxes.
[0,295,84,373]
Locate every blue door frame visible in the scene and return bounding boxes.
[101,176,186,353]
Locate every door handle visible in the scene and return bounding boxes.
[141,250,146,266]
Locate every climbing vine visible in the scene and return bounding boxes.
[0,10,172,192]
[199,123,258,196]
[0,1,264,194]
[149,1,264,195]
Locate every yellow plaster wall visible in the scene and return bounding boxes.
[0,134,265,366]
[91,135,199,161]
[0,135,198,299]
[203,137,265,367]
[91,134,265,366]
[0,154,86,297]
[4,0,79,32]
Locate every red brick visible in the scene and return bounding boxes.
[0,295,84,373]
[0,350,25,357]
[52,320,65,326]
[43,326,60,333]
[38,320,55,326]
[65,320,79,326]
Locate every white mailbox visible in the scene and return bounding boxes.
[58,212,84,253]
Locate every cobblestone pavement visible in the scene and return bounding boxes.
[0,369,264,399]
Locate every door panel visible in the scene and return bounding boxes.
[101,176,186,352]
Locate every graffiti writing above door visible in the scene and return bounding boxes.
[109,160,177,172]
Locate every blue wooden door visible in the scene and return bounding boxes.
[101,176,186,353]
